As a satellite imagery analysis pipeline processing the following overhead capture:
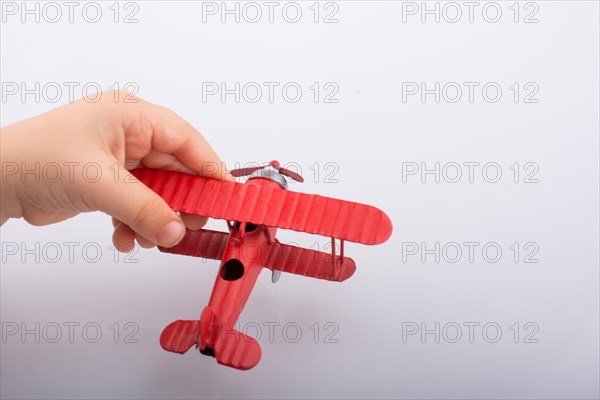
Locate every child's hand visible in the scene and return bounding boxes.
[0,91,230,252]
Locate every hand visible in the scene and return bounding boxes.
[0,91,231,252]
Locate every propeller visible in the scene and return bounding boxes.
[230,160,304,183]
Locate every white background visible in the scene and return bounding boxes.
[1,1,599,399]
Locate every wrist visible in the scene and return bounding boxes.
[0,127,24,224]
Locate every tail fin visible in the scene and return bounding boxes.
[160,320,200,354]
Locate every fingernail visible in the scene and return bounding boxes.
[158,221,185,247]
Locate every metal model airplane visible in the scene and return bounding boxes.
[132,161,392,370]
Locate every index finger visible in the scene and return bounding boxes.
[118,96,232,181]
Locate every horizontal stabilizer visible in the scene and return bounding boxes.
[161,313,262,370]
[199,307,261,370]
[212,327,262,370]
[160,320,200,354]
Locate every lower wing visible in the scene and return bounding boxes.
[159,228,355,282]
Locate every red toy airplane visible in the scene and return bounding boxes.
[132,161,392,370]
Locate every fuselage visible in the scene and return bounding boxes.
[198,172,285,354]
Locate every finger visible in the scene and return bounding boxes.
[138,150,195,174]
[94,160,186,248]
[135,233,155,249]
[180,213,208,230]
[112,221,135,253]
[141,149,235,182]
[120,100,230,180]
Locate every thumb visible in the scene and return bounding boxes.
[92,163,185,248]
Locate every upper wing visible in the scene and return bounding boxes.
[132,168,392,245]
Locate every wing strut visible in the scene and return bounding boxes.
[331,237,345,264]
[330,237,345,280]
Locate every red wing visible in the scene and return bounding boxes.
[159,228,355,282]
[266,242,356,282]
[132,168,392,245]
[158,229,228,260]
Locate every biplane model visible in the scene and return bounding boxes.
[132,161,392,370]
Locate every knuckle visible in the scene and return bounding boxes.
[101,90,142,106]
